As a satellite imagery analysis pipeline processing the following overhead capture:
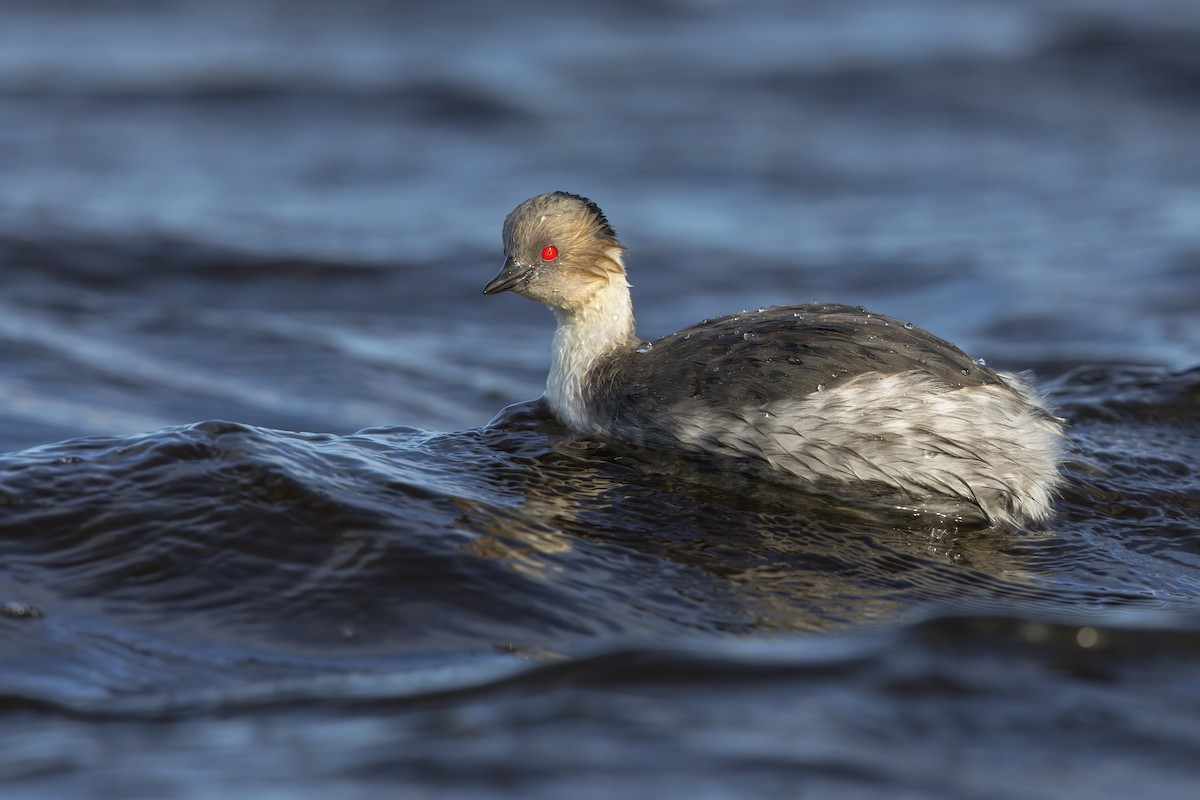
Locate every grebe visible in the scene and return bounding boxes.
[483,192,1064,528]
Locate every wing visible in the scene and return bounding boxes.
[586,303,1000,427]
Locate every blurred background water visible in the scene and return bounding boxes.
[1,1,1198,798]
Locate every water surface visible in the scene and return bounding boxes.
[1,1,1198,797]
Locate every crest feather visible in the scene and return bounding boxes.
[549,191,618,241]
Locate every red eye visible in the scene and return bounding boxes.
[541,245,558,261]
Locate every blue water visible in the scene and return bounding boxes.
[1,1,1198,797]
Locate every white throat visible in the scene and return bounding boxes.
[544,262,636,432]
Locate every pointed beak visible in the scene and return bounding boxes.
[482,257,529,295]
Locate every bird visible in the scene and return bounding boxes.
[483,191,1064,528]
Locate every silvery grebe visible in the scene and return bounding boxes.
[483,191,1064,528]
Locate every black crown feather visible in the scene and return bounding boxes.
[551,191,618,240]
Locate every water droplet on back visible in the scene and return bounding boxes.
[904,322,915,330]
[742,331,759,341]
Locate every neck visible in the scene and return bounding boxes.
[545,263,637,432]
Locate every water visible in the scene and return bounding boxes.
[1,1,1199,797]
